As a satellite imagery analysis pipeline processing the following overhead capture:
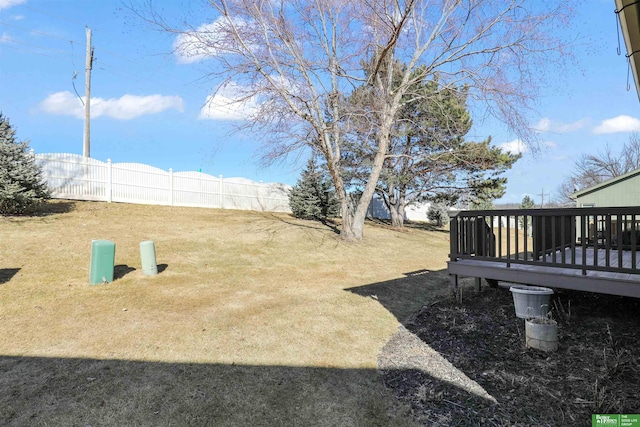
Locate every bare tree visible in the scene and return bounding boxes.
[556,133,640,205]
[135,0,571,240]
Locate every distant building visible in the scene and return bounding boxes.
[366,197,432,222]
[570,167,640,207]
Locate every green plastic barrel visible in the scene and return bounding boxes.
[89,240,115,285]
[140,240,158,276]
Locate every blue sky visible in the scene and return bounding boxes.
[1,0,639,204]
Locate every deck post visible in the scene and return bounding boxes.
[450,215,459,261]
[450,274,459,297]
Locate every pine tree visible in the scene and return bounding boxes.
[289,158,339,221]
[427,203,450,227]
[519,195,536,230]
[0,113,50,215]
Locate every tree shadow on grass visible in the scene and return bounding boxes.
[34,200,76,216]
[364,218,450,234]
[345,269,472,323]
[261,212,341,235]
[0,268,20,285]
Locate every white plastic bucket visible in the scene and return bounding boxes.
[509,285,554,319]
[525,318,558,352]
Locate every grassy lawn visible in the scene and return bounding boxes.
[0,200,455,426]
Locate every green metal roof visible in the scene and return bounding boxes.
[570,167,640,199]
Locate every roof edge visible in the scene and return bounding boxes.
[571,167,640,199]
[616,0,640,100]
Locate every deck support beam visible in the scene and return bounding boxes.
[448,260,640,298]
[449,273,458,298]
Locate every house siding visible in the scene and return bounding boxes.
[574,173,640,207]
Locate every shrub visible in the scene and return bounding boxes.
[427,203,449,227]
[0,113,50,215]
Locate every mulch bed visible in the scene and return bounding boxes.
[380,286,640,426]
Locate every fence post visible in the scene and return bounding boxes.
[107,159,112,203]
[259,180,264,211]
[219,175,224,209]
[169,168,174,206]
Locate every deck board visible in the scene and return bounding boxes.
[448,247,640,298]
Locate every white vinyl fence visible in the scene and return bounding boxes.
[36,153,292,212]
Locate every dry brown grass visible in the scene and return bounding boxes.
[492,226,533,258]
[0,200,453,426]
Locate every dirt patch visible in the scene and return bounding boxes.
[379,286,640,426]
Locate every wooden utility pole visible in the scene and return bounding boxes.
[83,27,94,158]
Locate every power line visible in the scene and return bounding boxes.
[1,37,82,59]
[0,42,67,60]
[20,2,91,27]
[1,19,184,86]
[0,21,81,44]
[2,20,202,101]
[96,48,184,84]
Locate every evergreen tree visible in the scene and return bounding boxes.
[520,195,536,210]
[519,195,536,230]
[289,158,339,221]
[0,113,50,215]
[471,198,495,211]
[427,203,450,227]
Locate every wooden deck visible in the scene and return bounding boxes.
[447,207,640,298]
[449,249,640,298]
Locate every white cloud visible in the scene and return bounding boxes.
[0,0,26,10]
[534,117,587,133]
[534,118,551,132]
[174,21,224,64]
[199,84,257,120]
[38,91,184,120]
[12,14,24,20]
[38,92,83,117]
[593,115,640,134]
[1,33,13,43]
[498,139,527,155]
[173,17,254,64]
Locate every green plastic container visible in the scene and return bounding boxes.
[89,240,115,285]
[140,240,158,276]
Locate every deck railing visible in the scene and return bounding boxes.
[449,207,640,276]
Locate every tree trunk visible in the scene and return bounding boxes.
[389,186,407,228]
[387,184,402,228]
[390,203,403,227]
[345,123,394,239]
[396,195,406,227]
[339,197,357,241]
[329,62,399,240]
